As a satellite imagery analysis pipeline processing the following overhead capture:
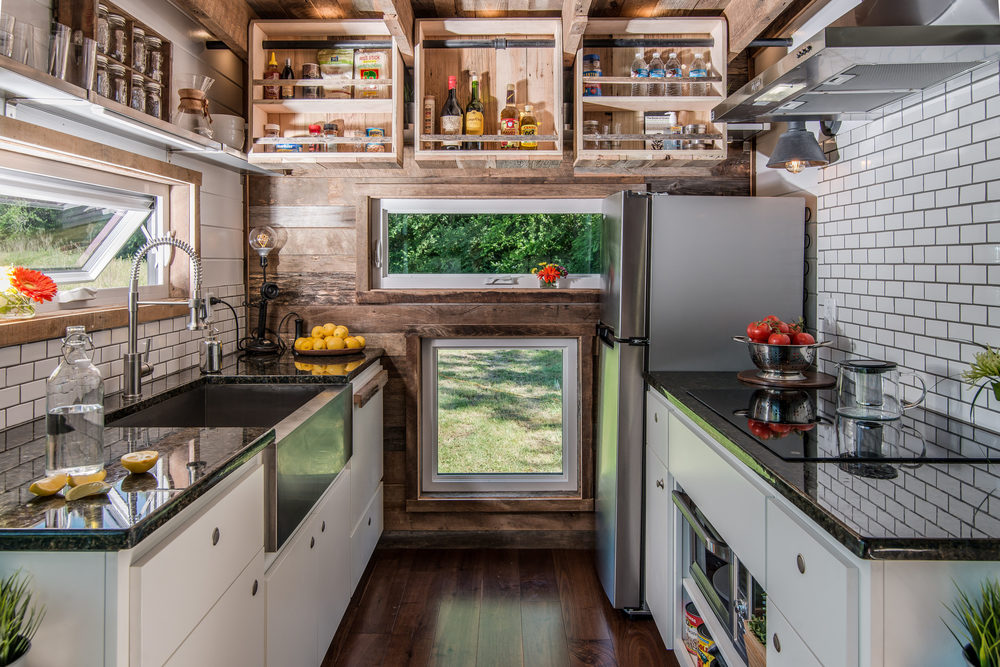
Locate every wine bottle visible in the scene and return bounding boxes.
[440,75,462,150]
[464,73,484,150]
[263,51,281,100]
[499,83,518,150]
[280,58,295,99]
[519,104,538,150]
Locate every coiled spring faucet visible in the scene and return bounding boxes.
[124,237,206,401]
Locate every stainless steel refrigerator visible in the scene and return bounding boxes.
[596,191,805,609]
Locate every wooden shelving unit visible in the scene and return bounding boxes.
[574,18,728,174]
[247,20,404,170]
[414,18,563,168]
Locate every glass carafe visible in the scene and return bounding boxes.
[45,326,104,477]
[836,359,927,421]
[172,73,215,138]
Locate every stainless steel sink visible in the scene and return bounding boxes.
[107,384,329,428]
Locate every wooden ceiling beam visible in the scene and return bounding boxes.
[562,0,594,66]
[723,0,797,61]
[375,0,416,65]
[173,0,257,61]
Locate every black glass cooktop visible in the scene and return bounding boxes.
[688,387,1000,465]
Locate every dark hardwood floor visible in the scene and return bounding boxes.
[323,548,679,667]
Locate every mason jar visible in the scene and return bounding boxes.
[108,62,127,103]
[94,54,109,97]
[131,26,145,73]
[145,35,162,82]
[96,4,109,55]
[130,73,145,113]
[145,81,162,119]
[108,14,125,62]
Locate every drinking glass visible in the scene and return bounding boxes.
[12,21,38,66]
[77,37,97,89]
[48,23,71,79]
[0,13,14,58]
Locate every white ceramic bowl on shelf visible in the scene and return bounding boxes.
[212,114,245,151]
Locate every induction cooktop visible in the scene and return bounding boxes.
[687,387,1000,465]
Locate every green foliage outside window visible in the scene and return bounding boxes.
[387,212,601,274]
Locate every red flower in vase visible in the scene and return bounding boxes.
[8,267,58,303]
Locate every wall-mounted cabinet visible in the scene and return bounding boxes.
[414,18,563,168]
[574,18,728,174]
[248,20,404,170]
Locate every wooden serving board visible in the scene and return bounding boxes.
[737,369,837,389]
[294,347,366,357]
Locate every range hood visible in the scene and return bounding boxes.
[713,24,1000,122]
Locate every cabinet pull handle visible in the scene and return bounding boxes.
[252,580,259,597]
[368,516,372,526]
[796,553,806,574]
[655,479,664,489]
[772,633,781,652]
[310,536,315,549]
[354,369,389,408]
[321,520,326,532]
[654,412,659,423]
[211,528,220,546]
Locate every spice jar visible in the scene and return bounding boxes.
[129,73,145,113]
[108,14,125,62]
[145,81,162,119]
[262,123,280,153]
[583,119,599,146]
[96,4,109,55]
[94,54,109,97]
[145,35,162,82]
[301,63,320,99]
[131,26,145,73]
[108,62,127,104]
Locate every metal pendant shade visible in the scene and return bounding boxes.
[766,121,829,171]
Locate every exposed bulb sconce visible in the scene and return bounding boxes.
[766,121,838,174]
[249,225,276,262]
[246,224,280,355]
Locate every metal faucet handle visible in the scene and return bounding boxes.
[140,339,153,378]
[140,338,150,361]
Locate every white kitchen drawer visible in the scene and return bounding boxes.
[766,601,823,667]
[667,411,767,581]
[766,499,858,667]
[165,549,265,667]
[351,367,385,530]
[131,464,264,667]
[350,483,383,593]
[315,467,352,658]
[646,389,669,468]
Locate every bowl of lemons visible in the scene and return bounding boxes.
[293,322,366,356]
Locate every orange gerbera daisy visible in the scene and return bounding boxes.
[537,265,562,284]
[8,267,57,303]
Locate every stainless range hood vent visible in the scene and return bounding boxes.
[713,25,1000,123]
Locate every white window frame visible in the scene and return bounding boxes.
[421,337,579,492]
[0,150,169,309]
[372,198,602,289]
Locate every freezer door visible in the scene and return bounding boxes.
[647,195,805,371]
[595,334,645,609]
[601,191,650,340]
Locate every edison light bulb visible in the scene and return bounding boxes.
[784,159,805,174]
[254,230,270,248]
[248,225,277,258]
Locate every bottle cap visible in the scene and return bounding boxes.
[524,104,533,112]
[471,72,479,81]
[694,52,703,58]
[264,123,280,131]
[669,52,677,57]
[448,75,457,88]
[635,52,644,58]
[651,52,660,57]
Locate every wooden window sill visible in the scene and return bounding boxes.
[357,288,601,304]
[0,302,189,348]
[406,496,594,513]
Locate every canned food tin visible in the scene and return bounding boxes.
[683,602,702,656]
[365,127,386,152]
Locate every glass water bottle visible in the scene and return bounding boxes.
[46,326,104,477]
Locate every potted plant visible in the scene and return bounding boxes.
[531,262,568,288]
[743,613,767,667]
[963,342,1000,418]
[945,578,1000,667]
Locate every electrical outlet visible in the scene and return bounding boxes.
[820,296,837,334]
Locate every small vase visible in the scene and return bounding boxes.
[964,644,979,666]
[0,290,35,320]
[539,280,557,289]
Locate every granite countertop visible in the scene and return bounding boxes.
[647,372,1000,561]
[0,349,382,550]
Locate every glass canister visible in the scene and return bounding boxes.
[96,4,109,55]
[108,14,125,62]
[45,326,104,477]
[261,123,280,153]
[145,81,162,118]
[108,62,127,104]
[145,35,162,82]
[94,54,109,97]
[130,73,145,113]
[131,26,145,73]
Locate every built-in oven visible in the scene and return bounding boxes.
[673,489,766,667]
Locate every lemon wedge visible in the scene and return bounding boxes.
[28,474,68,497]
[121,450,159,474]
[65,481,111,501]
[68,469,107,487]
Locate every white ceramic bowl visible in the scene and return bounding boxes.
[212,114,245,151]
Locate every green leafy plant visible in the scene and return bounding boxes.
[0,570,44,665]
[747,614,766,645]
[946,578,1000,667]
[962,342,1000,416]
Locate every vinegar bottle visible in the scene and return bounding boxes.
[46,326,104,477]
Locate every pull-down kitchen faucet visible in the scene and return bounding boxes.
[124,237,206,401]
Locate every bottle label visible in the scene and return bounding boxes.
[649,69,665,78]
[690,68,707,78]
[520,123,537,149]
[632,68,649,78]
[665,68,679,79]
[441,115,461,148]
[500,118,518,148]
[465,110,484,135]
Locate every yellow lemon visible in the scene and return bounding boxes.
[344,336,361,349]
[311,325,325,339]
[68,469,107,487]
[322,323,336,336]
[297,337,314,351]
[333,325,349,339]
[28,474,68,496]
[344,360,363,372]
[65,481,111,501]
[312,337,327,350]
[354,335,366,347]
[293,337,310,351]
[120,473,157,493]
[326,336,345,350]
[326,364,346,375]
[121,450,159,474]
[294,361,312,371]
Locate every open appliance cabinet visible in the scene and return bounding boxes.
[574,18,728,175]
[247,20,404,170]
[414,18,563,168]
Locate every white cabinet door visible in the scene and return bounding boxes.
[351,367,385,530]
[644,449,671,648]
[766,602,823,667]
[266,516,319,667]
[350,483,384,592]
[165,550,266,667]
[646,389,669,467]
[315,468,352,659]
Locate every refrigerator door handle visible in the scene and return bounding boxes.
[597,323,649,348]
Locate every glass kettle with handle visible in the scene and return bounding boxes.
[836,359,926,421]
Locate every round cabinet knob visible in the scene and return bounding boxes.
[321,520,326,533]
[310,536,315,549]
[252,580,259,596]
[655,479,664,489]
[772,633,781,652]
[211,527,220,546]
[796,553,806,574]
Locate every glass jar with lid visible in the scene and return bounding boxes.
[129,73,145,113]
[131,26,145,73]
[108,62,127,104]
[45,326,104,477]
[96,4,110,55]
[94,54,109,97]
[145,81,162,119]
[262,123,280,153]
[145,35,163,82]
[108,14,126,62]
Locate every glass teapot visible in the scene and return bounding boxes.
[836,359,926,421]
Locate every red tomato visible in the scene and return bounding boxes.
[768,333,791,345]
[792,332,816,345]
[775,321,792,334]
[749,324,771,342]
[788,320,803,335]
[792,423,816,432]
[762,315,780,323]
[768,423,793,433]
[746,419,772,440]
[747,322,759,338]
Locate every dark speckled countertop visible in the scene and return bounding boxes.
[0,349,382,551]
[647,372,1000,561]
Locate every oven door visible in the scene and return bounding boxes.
[673,490,731,627]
